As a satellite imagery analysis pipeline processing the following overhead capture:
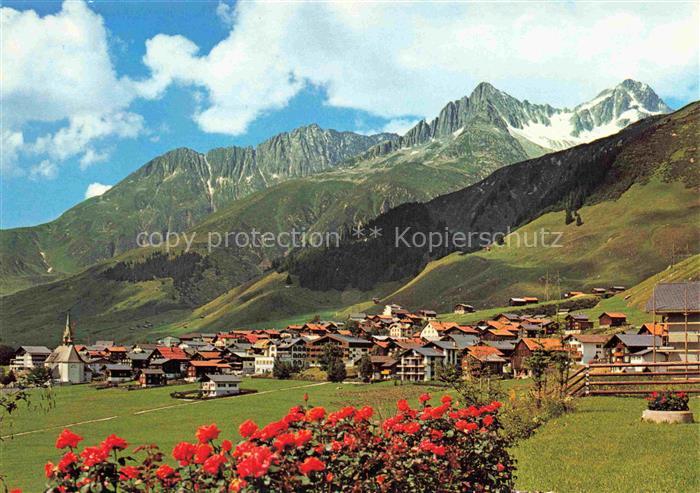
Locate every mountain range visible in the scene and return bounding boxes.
[1,79,692,345]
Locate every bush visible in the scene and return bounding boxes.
[646,391,689,411]
[41,394,514,492]
[273,358,293,380]
[326,359,347,383]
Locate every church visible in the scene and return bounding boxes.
[45,313,89,384]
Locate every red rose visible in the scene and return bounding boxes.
[397,399,411,412]
[229,478,247,492]
[80,446,109,467]
[483,415,494,427]
[273,432,297,451]
[57,451,77,472]
[155,464,176,480]
[196,423,221,443]
[222,439,233,452]
[173,441,197,466]
[403,422,420,434]
[294,429,313,447]
[236,445,273,478]
[441,395,453,405]
[119,466,140,480]
[44,461,55,478]
[195,443,213,464]
[377,474,386,484]
[202,453,227,475]
[239,419,259,438]
[101,433,128,451]
[419,393,431,404]
[354,406,373,421]
[497,463,506,472]
[306,406,326,421]
[299,457,326,475]
[55,429,83,449]
[456,420,478,433]
[9,489,22,493]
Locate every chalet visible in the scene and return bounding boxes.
[494,313,521,324]
[462,346,507,378]
[201,374,241,397]
[300,323,330,336]
[420,321,477,341]
[148,358,182,380]
[482,340,517,358]
[363,355,398,381]
[563,334,610,364]
[444,333,480,350]
[564,291,585,298]
[453,303,475,314]
[481,328,518,342]
[103,346,128,363]
[126,351,152,370]
[417,309,438,320]
[518,323,545,338]
[158,336,181,347]
[9,346,52,371]
[637,323,668,341]
[192,350,226,361]
[646,282,700,359]
[348,313,367,323]
[152,346,189,362]
[276,338,308,369]
[604,334,664,364]
[396,347,444,381]
[389,322,413,339]
[252,340,277,374]
[305,334,373,367]
[424,340,460,367]
[591,287,608,295]
[187,360,231,381]
[383,304,404,316]
[103,364,133,384]
[510,297,538,306]
[137,368,166,387]
[598,312,627,327]
[610,286,626,292]
[511,338,567,375]
[228,352,256,374]
[564,313,594,332]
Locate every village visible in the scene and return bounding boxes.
[8,281,699,399]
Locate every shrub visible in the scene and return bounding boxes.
[40,395,514,492]
[357,354,373,383]
[273,358,293,380]
[646,391,690,411]
[326,359,347,383]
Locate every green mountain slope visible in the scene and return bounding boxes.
[0,127,396,295]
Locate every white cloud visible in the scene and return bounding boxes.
[84,182,113,199]
[29,160,58,181]
[79,148,112,169]
[1,1,143,177]
[215,1,236,26]
[139,1,698,136]
[1,130,25,176]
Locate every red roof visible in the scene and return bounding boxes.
[467,345,504,361]
[520,338,565,351]
[197,351,223,360]
[189,360,225,367]
[156,346,189,360]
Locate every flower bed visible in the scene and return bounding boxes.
[38,393,514,492]
[642,391,693,424]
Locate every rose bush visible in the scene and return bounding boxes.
[39,394,514,492]
[646,391,690,411]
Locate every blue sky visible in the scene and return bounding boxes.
[1,0,698,228]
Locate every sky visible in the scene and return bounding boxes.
[1,0,698,229]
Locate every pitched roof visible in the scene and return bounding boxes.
[599,312,627,319]
[606,334,663,348]
[18,346,52,355]
[203,374,241,383]
[646,282,700,312]
[565,334,611,344]
[46,345,85,364]
[520,338,566,351]
[638,323,668,336]
[467,345,506,362]
[446,334,479,349]
[483,340,516,351]
[105,364,132,371]
[155,346,189,360]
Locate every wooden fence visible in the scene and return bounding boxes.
[566,361,700,396]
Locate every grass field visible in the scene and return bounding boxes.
[0,378,445,491]
[514,396,700,492]
[2,380,698,492]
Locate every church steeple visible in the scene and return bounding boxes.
[62,312,73,345]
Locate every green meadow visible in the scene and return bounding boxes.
[2,379,698,492]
